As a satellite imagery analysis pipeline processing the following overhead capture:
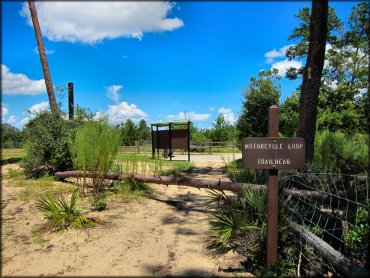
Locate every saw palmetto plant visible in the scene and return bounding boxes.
[36,190,93,232]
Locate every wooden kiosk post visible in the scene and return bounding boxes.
[242,105,305,266]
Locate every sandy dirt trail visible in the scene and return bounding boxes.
[1,156,250,277]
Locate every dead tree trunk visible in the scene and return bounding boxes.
[54,170,330,200]
[28,0,58,113]
[297,0,328,162]
[55,171,267,192]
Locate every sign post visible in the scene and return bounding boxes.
[267,105,279,266]
[242,105,305,266]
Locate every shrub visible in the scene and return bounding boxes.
[344,206,369,264]
[314,130,368,174]
[36,190,93,232]
[90,192,107,211]
[72,119,120,192]
[22,111,74,178]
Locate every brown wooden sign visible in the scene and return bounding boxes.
[152,129,188,149]
[242,137,305,169]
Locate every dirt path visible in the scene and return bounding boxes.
[1,160,251,277]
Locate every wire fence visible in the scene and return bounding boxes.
[280,173,369,277]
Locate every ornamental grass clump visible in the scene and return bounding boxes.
[36,190,93,232]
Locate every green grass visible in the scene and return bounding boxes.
[7,171,76,202]
[1,148,25,159]
[1,148,25,165]
[110,180,153,198]
[115,154,194,175]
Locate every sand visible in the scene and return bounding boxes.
[1,155,252,277]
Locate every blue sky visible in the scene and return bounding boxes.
[1,1,360,129]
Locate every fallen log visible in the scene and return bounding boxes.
[54,171,267,192]
[55,171,331,199]
[287,220,370,278]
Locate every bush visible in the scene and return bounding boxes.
[72,119,120,192]
[91,192,107,211]
[314,130,368,174]
[22,111,74,178]
[344,206,369,264]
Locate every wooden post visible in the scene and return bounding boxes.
[68,82,74,119]
[187,121,190,162]
[267,105,279,266]
[151,125,155,159]
[156,125,160,159]
[169,123,172,161]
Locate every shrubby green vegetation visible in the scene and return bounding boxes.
[22,111,75,178]
[72,119,121,193]
[344,206,369,264]
[1,123,25,148]
[314,130,368,174]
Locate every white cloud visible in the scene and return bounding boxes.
[6,116,17,125]
[1,103,9,118]
[106,85,122,103]
[271,59,303,77]
[93,111,106,121]
[28,101,50,115]
[167,111,211,122]
[20,117,30,126]
[218,107,236,124]
[208,107,215,112]
[2,64,46,95]
[265,45,293,63]
[20,2,184,44]
[33,46,54,55]
[107,102,148,123]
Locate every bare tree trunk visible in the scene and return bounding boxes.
[54,170,331,199]
[55,171,267,192]
[28,0,58,113]
[297,0,328,162]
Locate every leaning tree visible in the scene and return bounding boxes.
[28,0,57,113]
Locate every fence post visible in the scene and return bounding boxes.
[267,105,279,266]
[135,140,140,154]
[209,142,212,155]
